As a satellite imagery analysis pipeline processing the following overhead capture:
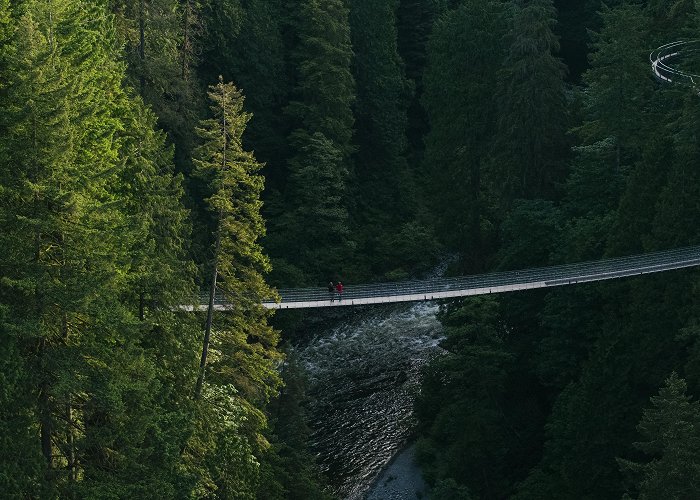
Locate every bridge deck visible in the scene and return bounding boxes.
[192,246,700,310]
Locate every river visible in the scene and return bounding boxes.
[294,300,445,499]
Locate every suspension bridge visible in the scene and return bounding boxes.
[189,246,700,310]
[188,49,700,312]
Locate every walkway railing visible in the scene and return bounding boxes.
[194,246,700,310]
[651,40,700,86]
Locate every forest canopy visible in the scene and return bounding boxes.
[1,0,700,498]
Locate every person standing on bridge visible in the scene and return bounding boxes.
[328,281,335,302]
[335,281,343,301]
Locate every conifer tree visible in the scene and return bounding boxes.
[607,136,673,255]
[273,132,352,280]
[0,1,199,495]
[110,0,203,170]
[577,3,652,170]
[492,0,568,202]
[0,0,10,44]
[257,353,334,500]
[115,91,203,491]
[350,0,422,277]
[267,0,356,283]
[0,2,131,489]
[618,373,700,499]
[416,298,515,498]
[193,77,281,401]
[422,1,509,269]
[647,0,696,37]
[396,0,440,175]
[349,0,411,192]
[200,0,289,191]
[284,0,355,158]
[189,76,282,495]
[649,94,700,248]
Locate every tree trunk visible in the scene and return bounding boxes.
[62,313,76,481]
[181,0,191,81]
[139,291,145,321]
[66,398,76,481]
[194,222,222,400]
[139,0,146,95]
[194,80,228,400]
[39,339,52,468]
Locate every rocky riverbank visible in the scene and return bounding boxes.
[365,444,428,500]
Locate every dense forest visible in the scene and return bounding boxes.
[1,0,700,498]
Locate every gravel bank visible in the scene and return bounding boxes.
[364,444,428,500]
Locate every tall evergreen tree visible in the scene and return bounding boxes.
[492,0,568,203]
[266,0,356,284]
[576,3,652,171]
[192,77,281,402]
[110,0,204,171]
[349,0,428,278]
[416,298,516,498]
[647,0,696,38]
[200,0,289,193]
[422,0,509,269]
[396,0,440,164]
[188,78,282,494]
[115,92,203,493]
[257,352,334,500]
[0,1,200,495]
[649,94,700,249]
[618,373,700,499]
[0,2,45,495]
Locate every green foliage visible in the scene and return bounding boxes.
[200,0,288,189]
[190,78,283,494]
[0,0,11,46]
[495,199,560,270]
[284,0,355,158]
[185,384,262,499]
[576,3,652,170]
[344,0,442,280]
[268,131,353,283]
[396,0,440,164]
[266,0,356,284]
[618,373,700,499]
[374,220,442,280]
[0,1,197,495]
[193,77,282,399]
[0,314,45,496]
[111,0,204,161]
[416,298,516,498]
[429,478,473,500]
[349,0,420,276]
[647,0,697,37]
[257,353,334,500]
[417,3,700,499]
[608,136,673,254]
[649,95,700,248]
[5,0,700,497]
[491,0,569,202]
[422,1,509,267]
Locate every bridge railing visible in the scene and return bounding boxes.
[650,40,700,86]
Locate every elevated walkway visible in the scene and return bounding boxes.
[196,246,700,310]
[650,40,700,86]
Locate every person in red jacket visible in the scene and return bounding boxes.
[335,281,344,301]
